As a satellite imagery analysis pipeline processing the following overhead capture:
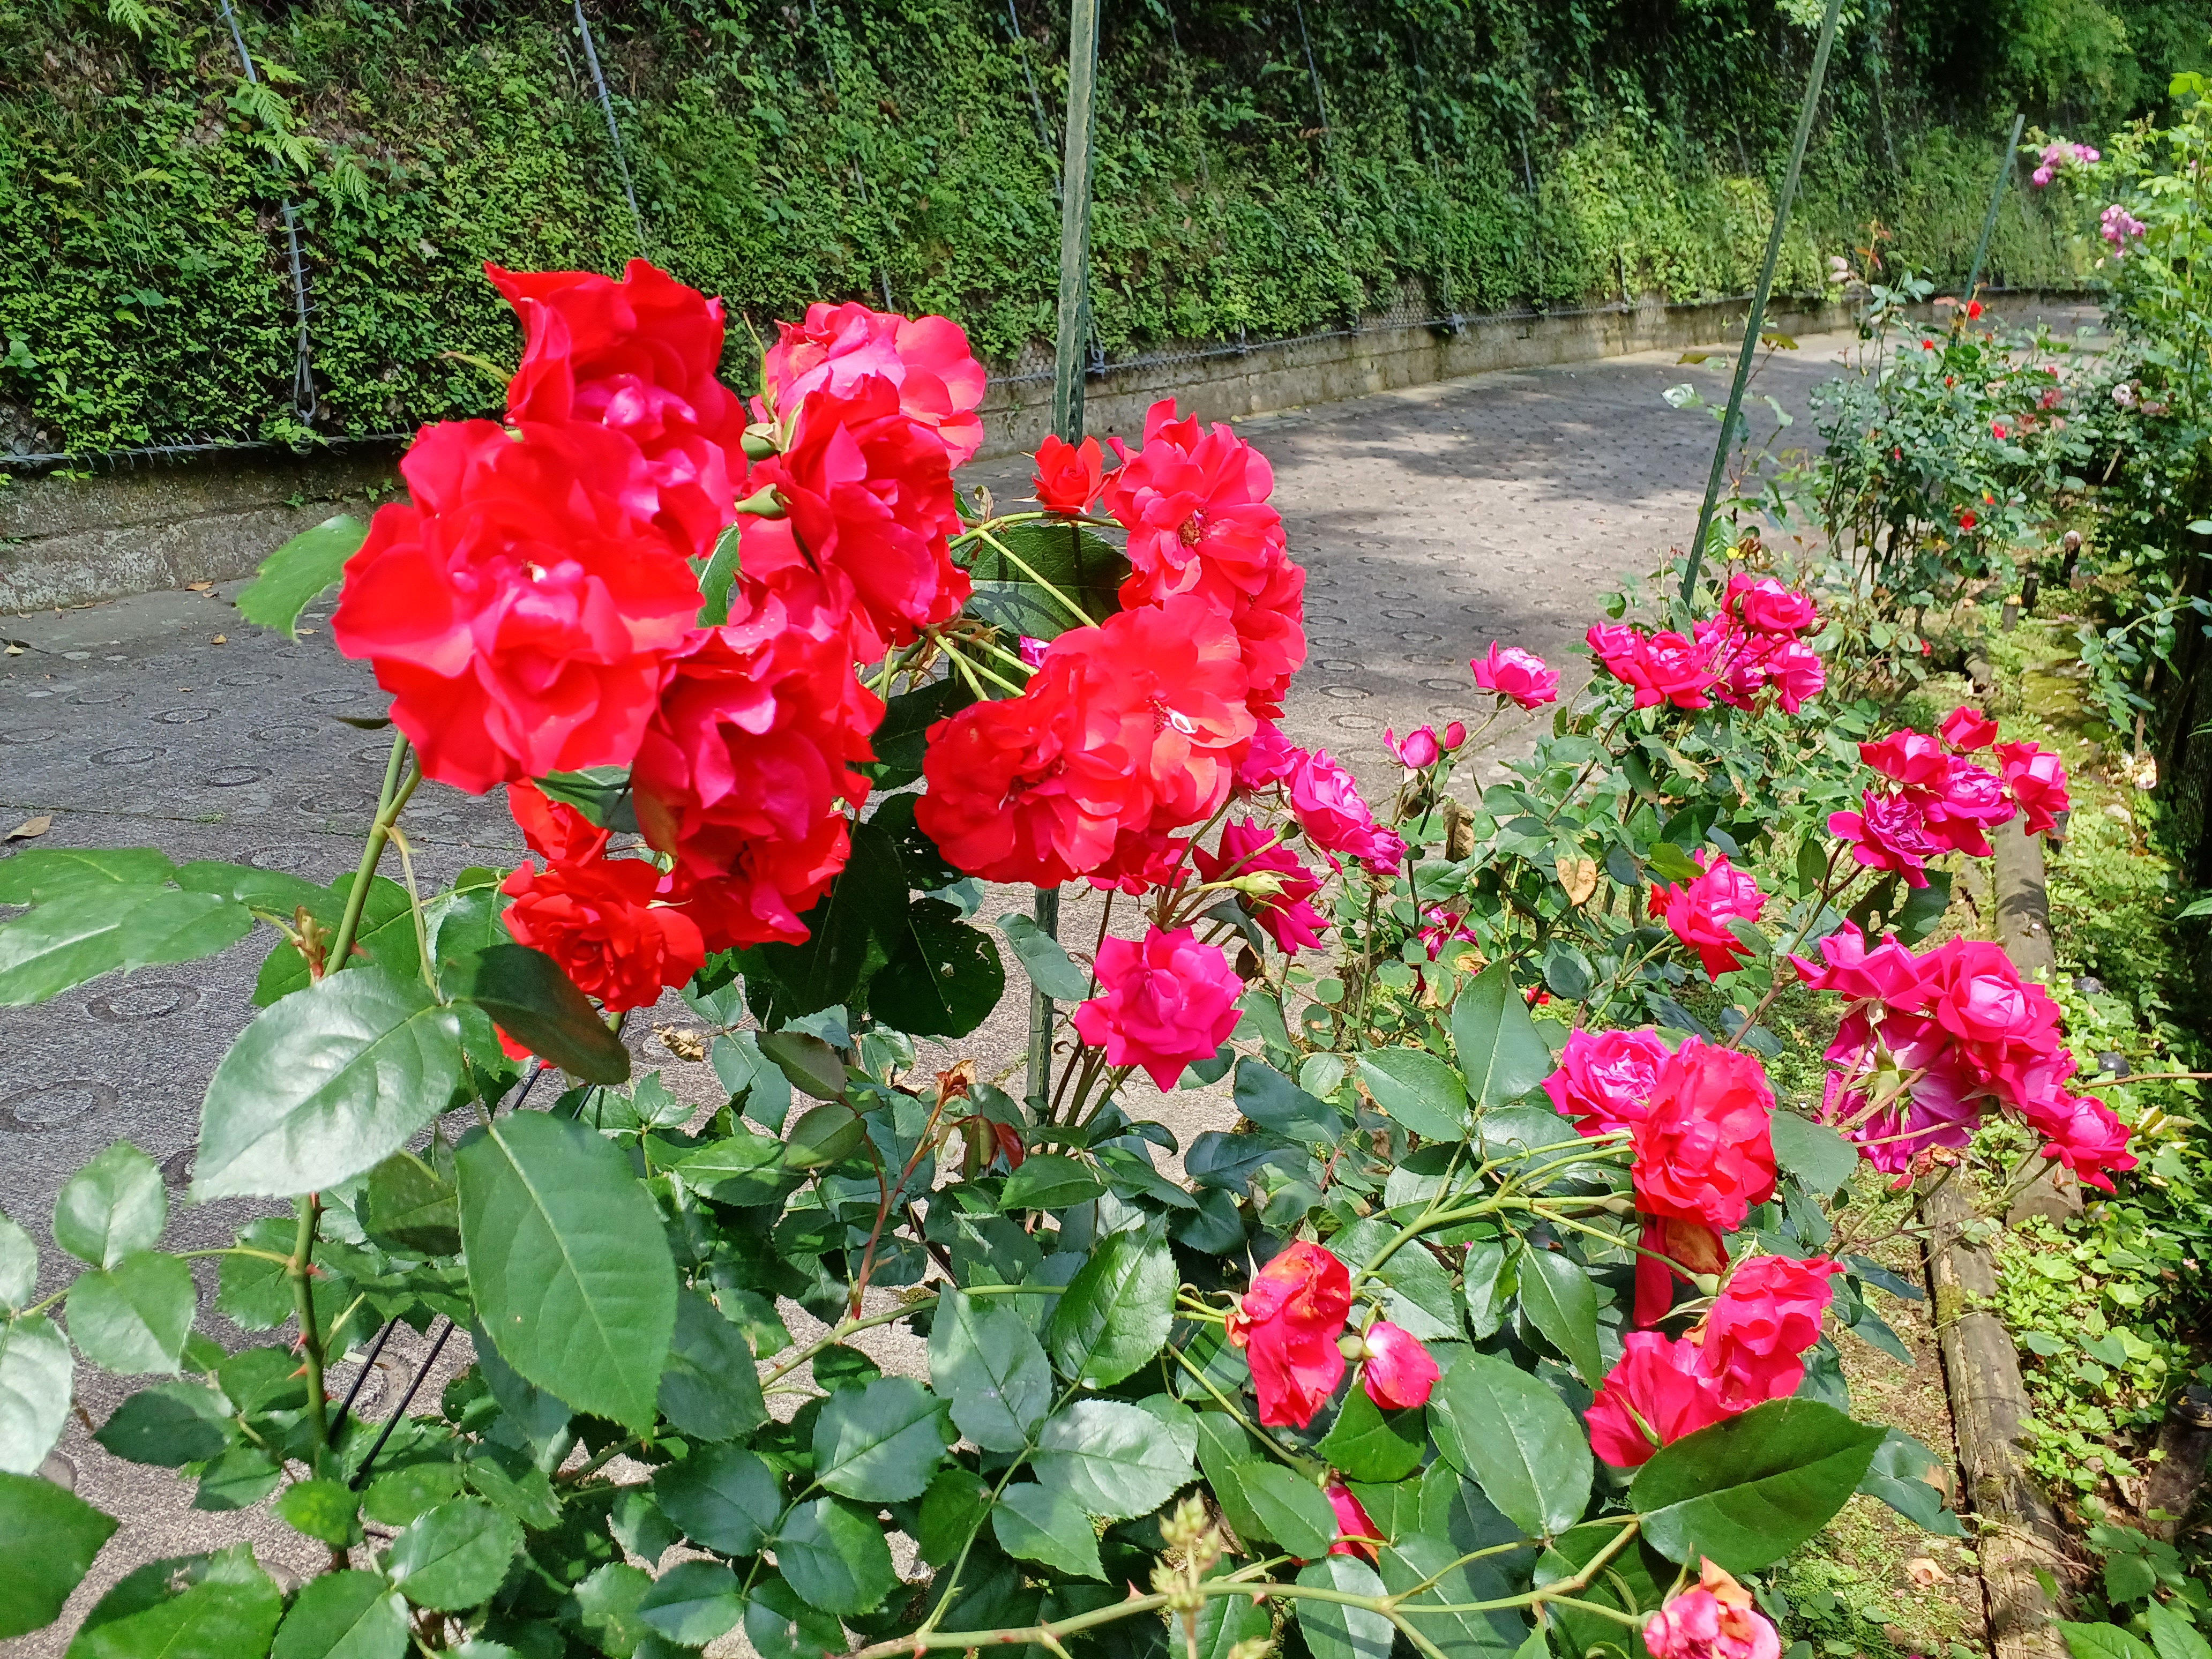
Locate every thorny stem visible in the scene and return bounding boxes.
[330,733,422,972]
[1164,1342,1302,1469]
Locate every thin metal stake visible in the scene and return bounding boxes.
[1030,0,1101,1108]
[1964,113,2027,302]
[574,0,651,263]
[1681,0,1845,604]
[215,0,315,425]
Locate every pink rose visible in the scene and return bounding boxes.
[1360,1320,1440,1409]
[1939,704,1999,752]
[1326,1484,1381,1563]
[1645,1563,1782,1659]
[1236,721,1301,791]
[2020,1090,2137,1192]
[1589,623,1719,709]
[1698,1255,1840,1407]
[1071,926,1245,1090]
[1860,730,1952,794]
[1585,1333,1735,1467]
[1193,819,1326,954]
[1630,1038,1778,1234]
[1288,749,1405,874]
[1385,724,1443,769]
[1919,757,2016,857]
[1788,922,1928,1004]
[1829,789,1942,888]
[762,301,988,465]
[1649,851,1767,980]
[1996,741,2071,836]
[1544,1026,1673,1136]
[1471,642,1560,708]
[1721,573,1818,636]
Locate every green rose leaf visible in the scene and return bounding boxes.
[1516,1249,1603,1384]
[383,1498,524,1611]
[744,1575,847,1659]
[0,1470,117,1639]
[812,1375,952,1504]
[456,1110,677,1432]
[674,1130,795,1207]
[757,1030,848,1100]
[658,1288,769,1444]
[2061,1626,2156,1659]
[254,876,418,1007]
[637,1559,745,1647]
[782,1103,866,1170]
[1032,1399,1194,1520]
[362,1148,461,1258]
[775,1496,898,1617]
[236,514,368,639]
[1295,1556,1395,1659]
[275,1477,362,1548]
[928,1288,1052,1453]
[1316,1384,1426,1484]
[69,1542,281,1659]
[67,1250,196,1375]
[871,898,1005,1038]
[1237,1462,1341,1558]
[1356,1048,1468,1140]
[268,1568,408,1659]
[0,1313,72,1474]
[1429,1349,1591,1537]
[1381,1533,1529,1659]
[0,848,175,905]
[194,965,464,1200]
[2145,1601,2212,1659]
[1047,1226,1175,1388]
[92,1379,231,1467]
[1194,1590,1272,1659]
[0,885,251,1007]
[1449,960,1553,1109]
[992,1481,1105,1579]
[1234,1058,1346,1145]
[1769,1112,1858,1195]
[446,944,629,1085]
[572,1561,652,1657]
[1632,1399,1888,1572]
[53,1141,166,1269]
[0,1209,35,1313]
[996,913,1092,1001]
[1001,1152,1108,1211]
[655,1445,780,1556]
[1856,1429,1964,1537]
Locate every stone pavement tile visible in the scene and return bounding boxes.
[0,307,2094,1651]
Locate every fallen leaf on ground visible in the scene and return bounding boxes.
[657,1025,708,1063]
[186,581,213,592]
[6,816,52,841]
[1904,1557,1948,1587]
[211,634,228,645]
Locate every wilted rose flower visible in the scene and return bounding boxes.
[1226,1241,1351,1427]
[1360,1320,1440,1409]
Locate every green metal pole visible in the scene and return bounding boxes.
[1680,0,1845,605]
[1030,0,1100,1108]
[1964,113,2027,303]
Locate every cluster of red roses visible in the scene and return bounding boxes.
[1831,704,2072,889]
[1587,574,1825,714]
[1793,923,2136,1189]
[332,261,993,1013]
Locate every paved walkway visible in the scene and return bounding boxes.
[0,307,2086,1650]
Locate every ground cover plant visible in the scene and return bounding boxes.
[0,244,2157,1658]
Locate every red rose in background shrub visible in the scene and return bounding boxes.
[1471,642,1560,708]
[1033,433,1108,514]
[739,376,968,662]
[1939,704,1999,751]
[1195,819,1325,954]
[500,784,705,1013]
[1996,741,2071,835]
[332,419,700,795]
[1587,622,1718,709]
[1644,1561,1783,1659]
[762,301,988,465]
[1630,1038,1777,1230]
[1071,925,1244,1091]
[1327,1484,1381,1562]
[1545,1026,1672,1137]
[1697,1255,1840,1407]
[631,616,880,947]
[489,259,748,562]
[1721,573,1818,635]
[1288,749,1406,874]
[1227,1240,1351,1427]
[1828,788,1941,887]
[1360,1320,1440,1409]
[1586,1332,1734,1467]
[1918,757,2015,857]
[1649,851,1767,980]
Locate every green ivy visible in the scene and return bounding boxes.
[0,0,2140,453]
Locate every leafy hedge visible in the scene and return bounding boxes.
[0,0,2178,453]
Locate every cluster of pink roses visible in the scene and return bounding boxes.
[1793,923,2136,1189]
[1587,574,1825,714]
[2031,140,2101,187]
[1831,704,2071,888]
[2101,203,2148,253]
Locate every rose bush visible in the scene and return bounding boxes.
[0,260,2131,1658]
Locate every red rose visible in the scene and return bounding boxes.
[1032,433,1108,514]
[1788,922,1927,1004]
[1586,1332,1735,1467]
[1103,399,1287,608]
[1194,819,1325,954]
[1587,622,1718,709]
[740,376,969,662]
[1697,1255,1840,1407]
[761,301,988,466]
[499,784,706,1014]
[331,419,700,794]
[1546,1026,1673,1136]
[631,616,881,948]
[1996,741,2071,835]
[489,259,748,562]
[1359,1320,1440,1409]
[1918,757,2015,857]
[1649,851,1767,980]
[1327,1484,1381,1563]
[1859,730,1952,793]
[1070,926,1244,1092]
[1471,642,1560,709]
[1226,1240,1351,1428]
[1939,705,1999,751]
[1920,938,2065,1078]
[1828,789,1942,888]
[1630,1038,1777,1231]
[1635,1213,1730,1327]
[1721,573,1818,636]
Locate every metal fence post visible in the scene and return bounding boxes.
[1965,113,2027,302]
[1028,0,1101,1108]
[216,0,316,425]
[1680,0,1845,604]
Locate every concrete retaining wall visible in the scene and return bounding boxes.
[2,288,2083,614]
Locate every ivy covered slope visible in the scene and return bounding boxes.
[1,0,2187,453]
